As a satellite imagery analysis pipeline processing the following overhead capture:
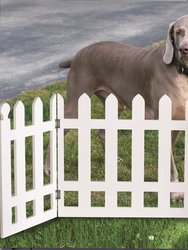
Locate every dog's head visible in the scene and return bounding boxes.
[163,15,188,68]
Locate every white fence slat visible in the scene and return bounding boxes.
[0,103,12,237]
[158,95,172,209]
[78,94,91,210]
[13,101,26,222]
[105,94,118,209]
[131,95,145,209]
[49,94,57,212]
[57,94,65,216]
[49,94,57,187]
[32,97,44,216]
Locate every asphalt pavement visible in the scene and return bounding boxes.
[0,0,188,100]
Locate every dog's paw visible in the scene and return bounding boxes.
[117,157,124,163]
[44,165,50,176]
[171,192,184,203]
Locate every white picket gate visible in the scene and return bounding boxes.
[0,93,188,238]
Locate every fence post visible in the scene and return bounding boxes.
[0,103,12,237]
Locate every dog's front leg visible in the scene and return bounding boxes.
[170,130,184,202]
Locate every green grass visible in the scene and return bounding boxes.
[0,80,188,248]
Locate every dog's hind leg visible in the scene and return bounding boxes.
[44,70,95,175]
[95,90,125,156]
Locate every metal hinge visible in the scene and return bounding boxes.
[55,190,61,200]
[55,118,60,129]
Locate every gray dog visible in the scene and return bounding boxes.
[46,16,188,202]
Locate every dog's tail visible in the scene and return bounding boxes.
[59,59,72,69]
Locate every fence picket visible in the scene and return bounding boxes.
[105,94,118,209]
[57,94,64,216]
[13,101,26,222]
[158,95,172,209]
[78,94,91,210]
[0,103,12,236]
[32,97,44,216]
[131,95,145,209]
[49,94,57,187]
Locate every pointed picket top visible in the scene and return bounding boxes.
[159,95,172,120]
[13,100,25,128]
[106,93,118,104]
[50,93,58,120]
[132,94,145,120]
[105,94,118,119]
[57,93,64,118]
[78,93,91,118]
[32,97,43,124]
[0,103,10,121]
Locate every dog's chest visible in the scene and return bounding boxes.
[176,74,188,98]
[170,75,188,119]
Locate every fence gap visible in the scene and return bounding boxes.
[91,129,105,181]
[64,191,79,207]
[144,130,158,182]
[44,194,52,211]
[91,191,105,207]
[11,207,17,224]
[117,192,131,207]
[170,193,184,208]
[172,130,185,182]
[117,130,132,181]
[11,140,15,196]
[43,132,51,185]
[144,192,158,207]
[64,129,78,181]
[25,136,33,191]
[26,200,34,218]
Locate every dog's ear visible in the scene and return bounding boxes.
[163,22,174,64]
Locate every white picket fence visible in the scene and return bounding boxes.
[0,93,188,238]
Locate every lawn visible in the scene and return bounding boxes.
[0,81,188,248]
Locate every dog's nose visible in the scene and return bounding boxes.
[179,44,188,55]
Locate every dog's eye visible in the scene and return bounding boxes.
[176,30,181,36]
[175,29,185,36]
